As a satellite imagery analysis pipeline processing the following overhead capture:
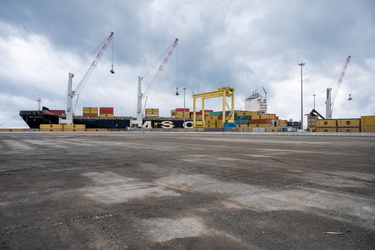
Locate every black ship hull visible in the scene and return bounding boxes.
[19,110,192,129]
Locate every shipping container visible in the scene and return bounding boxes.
[83,113,98,117]
[208,111,222,116]
[249,119,274,124]
[361,116,375,126]
[224,122,236,128]
[99,107,114,115]
[249,124,271,127]
[308,122,317,127]
[337,127,360,132]
[253,127,266,132]
[316,127,337,132]
[236,124,249,128]
[234,115,251,120]
[83,107,98,111]
[361,125,375,132]
[317,119,337,127]
[307,115,319,120]
[260,114,276,119]
[276,120,287,127]
[337,119,360,127]
[235,119,251,124]
[308,119,317,123]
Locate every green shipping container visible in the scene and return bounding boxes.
[208,111,222,116]
[308,119,317,122]
[235,116,252,120]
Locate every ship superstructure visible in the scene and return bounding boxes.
[245,89,267,112]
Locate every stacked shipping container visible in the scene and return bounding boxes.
[100,107,114,117]
[83,107,98,117]
[145,108,159,118]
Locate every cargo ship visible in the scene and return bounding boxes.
[19,107,192,129]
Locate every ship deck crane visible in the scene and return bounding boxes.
[325,55,351,119]
[132,38,179,127]
[61,32,114,124]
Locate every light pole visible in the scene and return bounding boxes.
[298,63,305,130]
[313,94,316,109]
[183,87,186,127]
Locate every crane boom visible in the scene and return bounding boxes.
[325,55,351,119]
[133,38,179,127]
[74,32,114,95]
[62,32,114,124]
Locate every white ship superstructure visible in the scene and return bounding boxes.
[245,90,267,112]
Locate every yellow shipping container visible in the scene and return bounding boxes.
[99,114,114,117]
[86,128,108,131]
[337,127,360,132]
[317,119,337,127]
[83,107,98,111]
[63,128,86,132]
[361,116,375,126]
[63,124,86,129]
[249,124,270,127]
[316,127,337,132]
[236,124,249,128]
[145,108,159,112]
[308,122,317,127]
[260,114,276,119]
[361,125,375,132]
[266,127,282,132]
[237,111,258,116]
[40,124,62,129]
[337,119,360,127]
[276,120,287,127]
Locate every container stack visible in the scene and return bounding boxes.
[145,108,159,118]
[39,124,86,132]
[248,114,276,128]
[276,120,288,127]
[83,107,98,117]
[307,115,318,132]
[361,116,375,132]
[170,108,189,118]
[234,115,251,128]
[99,107,114,117]
[316,119,337,132]
[337,119,361,132]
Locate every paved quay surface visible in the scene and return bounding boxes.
[0,132,374,249]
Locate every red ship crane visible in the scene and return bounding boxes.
[325,55,351,119]
[62,32,114,124]
[133,38,179,127]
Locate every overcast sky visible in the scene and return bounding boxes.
[1,0,374,128]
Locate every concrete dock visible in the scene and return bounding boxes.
[1,132,374,249]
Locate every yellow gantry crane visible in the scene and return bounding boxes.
[193,86,235,127]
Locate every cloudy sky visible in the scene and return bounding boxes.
[1,0,374,128]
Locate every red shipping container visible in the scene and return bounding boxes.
[175,108,190,112]
[249,119,274,124]
[100,107,114,114]
[83,113,98,117]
